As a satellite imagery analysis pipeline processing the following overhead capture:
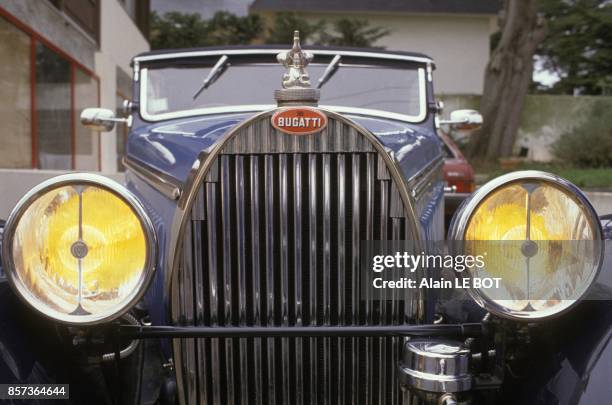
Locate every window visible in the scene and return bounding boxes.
[0,9,100,170]
[143,62,425,121]
[74,68,99,170]
[0,16,31,168]
[50,0,100,44]
[35,44,72,170]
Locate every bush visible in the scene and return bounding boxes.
[552,107,612,167]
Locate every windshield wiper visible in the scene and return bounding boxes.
[193,55,229,99]
[316,54,341,89]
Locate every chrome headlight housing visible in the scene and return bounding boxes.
[449,171,604,321]
[1,174,156,325]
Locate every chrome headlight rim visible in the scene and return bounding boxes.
[449,170,604,321]
[1,173,157,325]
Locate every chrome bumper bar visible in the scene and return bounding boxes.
[119,323,483,339]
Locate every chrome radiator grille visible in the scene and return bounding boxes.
[172,116,420,405]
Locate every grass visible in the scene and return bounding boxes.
[473,161,612,190]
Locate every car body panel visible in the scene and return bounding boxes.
[439,130,475,193]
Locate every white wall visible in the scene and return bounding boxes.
[95,0,150,173]
[297,12,496,95]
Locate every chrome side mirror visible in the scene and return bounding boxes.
[80,108,129,132]
[439,109,483,131]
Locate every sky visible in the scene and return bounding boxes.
[533,56,561,87]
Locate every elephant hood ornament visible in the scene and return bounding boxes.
[274,30,320,105]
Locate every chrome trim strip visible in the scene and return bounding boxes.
[123,157,182,200]
[1,173,157,326]
[134,48,434,65]
[138,67,427,124]
[407,155,444,200]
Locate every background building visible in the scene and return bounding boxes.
[250,0,500,95]
[0,0,149,217]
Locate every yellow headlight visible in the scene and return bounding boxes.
[450,171,603,320]
[2,174,156,324]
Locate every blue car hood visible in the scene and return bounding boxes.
[127,111,441,183]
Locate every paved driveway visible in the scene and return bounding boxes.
[587,192,612,216]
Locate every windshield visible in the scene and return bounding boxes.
[141,61,426,121]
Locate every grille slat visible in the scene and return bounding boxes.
[263,154,276,405]
[365,153,374,405]
[293,153,305,405]
[350,154,361,405]
[391,218,402,405]
[307,154,319,404]
[192,203,208,405]
[234,156,249,405]
[336,154,346,405]
[279,154,291,405]
[249,156,264,405]
[220,156,235,405]
[173,117,419,404]
[204,179,223,405]
[322,154,332,405]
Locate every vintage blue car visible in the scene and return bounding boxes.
[1,32,611,404]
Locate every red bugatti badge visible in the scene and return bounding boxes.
[271,107,328,135]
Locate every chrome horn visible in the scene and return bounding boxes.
[399,339,472,404]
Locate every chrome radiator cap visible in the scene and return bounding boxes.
[274,30,320,106]
[399,339,472,394]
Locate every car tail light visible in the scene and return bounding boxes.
[448,180,475,193]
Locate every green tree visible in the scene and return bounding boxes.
[149,11,263,50]
[467,0,547,160]
[322,18,390,48]
[265,12,326,45]
[150,11,209,49]
[207,11,264,45]
[536,0,612,95]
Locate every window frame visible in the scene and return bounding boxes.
[0,6,101,170]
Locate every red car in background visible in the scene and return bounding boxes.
[439,130,475,227]
[439,130,475,193]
